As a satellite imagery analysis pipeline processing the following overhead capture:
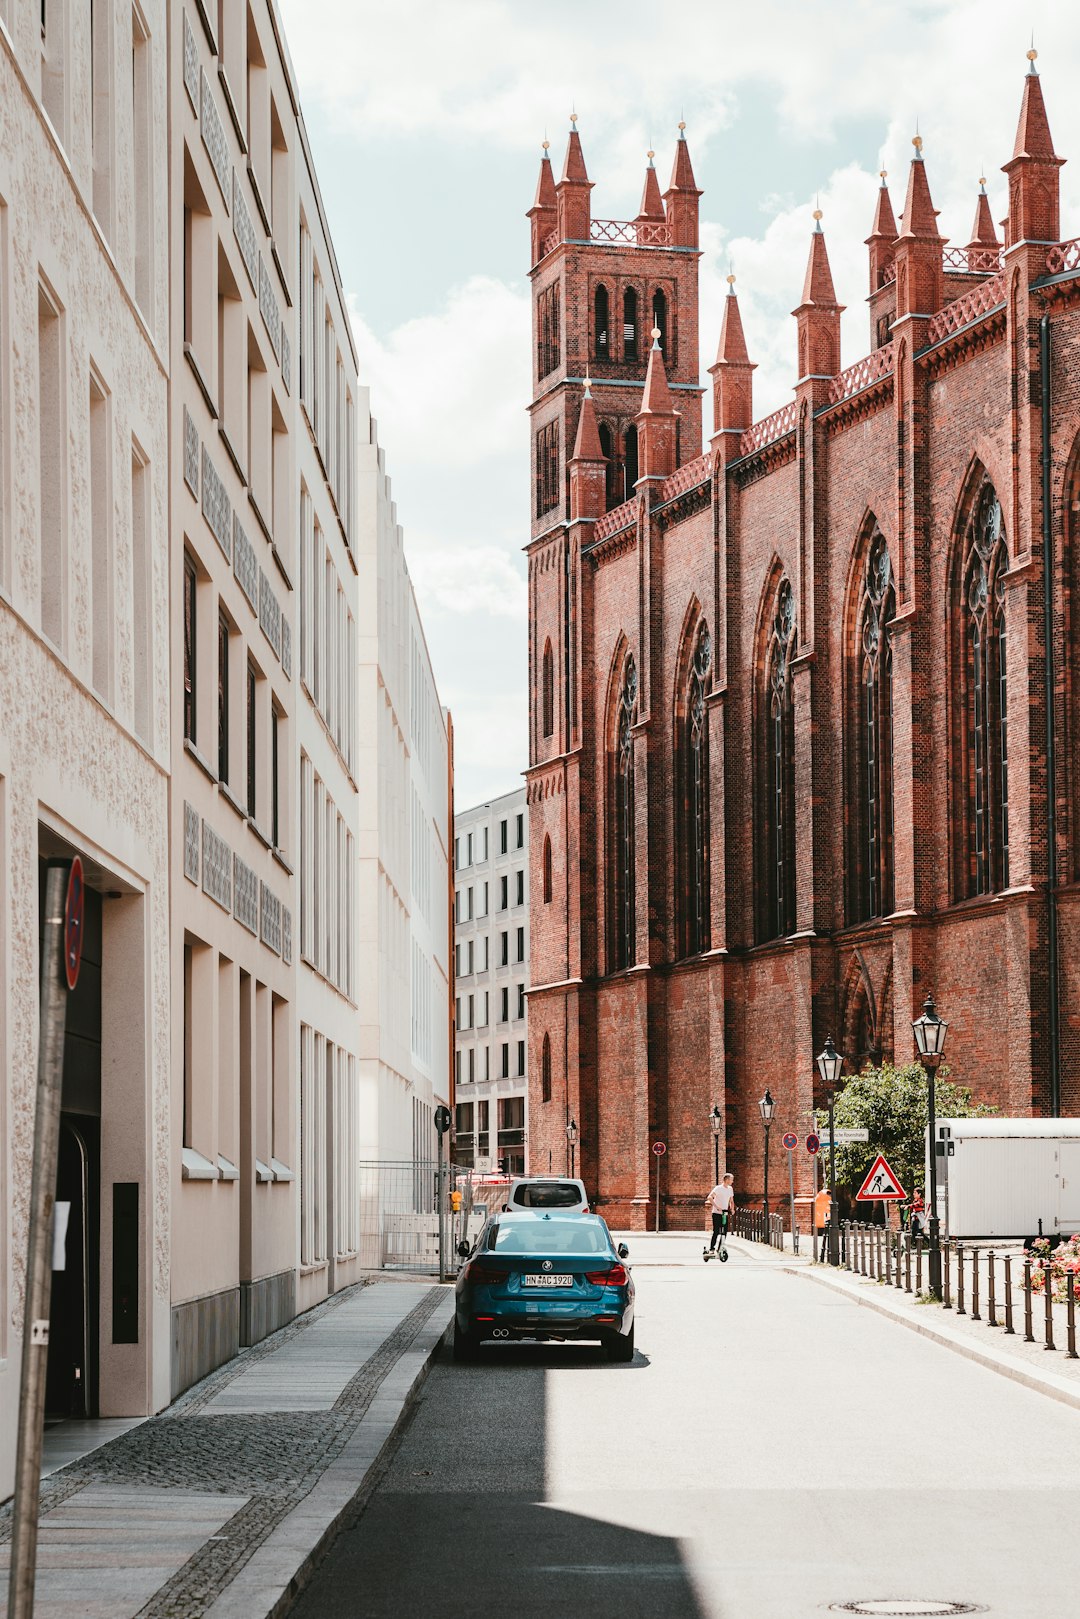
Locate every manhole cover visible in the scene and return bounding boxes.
[830,1604,986,1616]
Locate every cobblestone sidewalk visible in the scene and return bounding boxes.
[0,1278,454,1619]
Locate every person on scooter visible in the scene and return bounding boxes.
[704,1172,735,1260]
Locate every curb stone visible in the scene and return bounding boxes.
[786,1262,1080,1415]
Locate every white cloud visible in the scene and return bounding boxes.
[409,546,526,621]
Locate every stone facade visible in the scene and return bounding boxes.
[527,67,1080,1230]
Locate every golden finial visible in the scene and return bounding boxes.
[542,139,550,153]
[913,133,923,153]
[584,370,592,395]
[678,120,686,132]
[879,169,888,184]
[651,325,662,343]
[570,109,578,127]
[647,149,655,162]
[726,272,736,287]
[978,174,987,190]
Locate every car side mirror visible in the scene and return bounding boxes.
[617,1243,629,1259]
[457,1241,471,1258]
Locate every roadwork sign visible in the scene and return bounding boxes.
[856,1153,907,1201]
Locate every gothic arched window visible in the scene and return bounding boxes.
[541,640,554,739]
[542,835,553,903]
[594,284,609,359]
[652,288,667,353]
[959,481,1010,896]
[852,528,895,922]
[623,424,638,498]
[598,422,616,509]
[623,288,638,361]
[761,579,796,942]
[679,622,712,956]
[541,1034,552,1102]
[610,653,638,971]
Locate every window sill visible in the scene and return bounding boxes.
[217,1154,239,1182]
[194,0,218,52]
[218,779,247,822]
[270,1157,295,1182]
[182,1147,218,1182]
[183,737,217,784]
[270,541,293,591]
[184,344,218,420]
[248,158,271,235]
[218,420,247,485]
[270,240,293,309]
[248,816,272,851]
[255,1157,274,1183]
[217,63,247,153]
[272,846,293,877]
[247,488,273,546]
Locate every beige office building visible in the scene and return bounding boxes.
[1,0,172,1497]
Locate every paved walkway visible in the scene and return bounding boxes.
[0,1278,453,1619]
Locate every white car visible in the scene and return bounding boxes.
[504,1176,590,1214]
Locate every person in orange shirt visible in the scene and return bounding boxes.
[815,1185,832,1261]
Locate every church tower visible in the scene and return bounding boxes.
[527,119,704,544]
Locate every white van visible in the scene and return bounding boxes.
[933,1117,1080,1239]
[504,1176,590,1214]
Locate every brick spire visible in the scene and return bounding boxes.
[967,179,1000,253]
[794,210,843,381]
[866,171,898,291]
[637,327,678,477]
[569,378,607,520]
[1002,51,1063,246]
[893,136,945,320]
[556,113,593,244]
[637,152,665,222]
[709,275,756,435]
[663,122,701,249]
[528,139,557,265]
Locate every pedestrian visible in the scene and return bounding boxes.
[815,1184,832,1261]
[703,1172,735,1260]
[909,1187,926,1238]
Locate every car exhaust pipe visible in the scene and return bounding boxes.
[492,1327,509,1338]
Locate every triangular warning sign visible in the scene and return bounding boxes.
[855,1153,907,1201]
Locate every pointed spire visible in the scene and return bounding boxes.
[869,171,898,242]
[637,152,665,221]
[1012,48,1058,162]
[897,134,943,241]
[561,112,589,183]
[800,210,840,307]
[968,178,999,249]
[572,376,605,462]
[640,326,675,416]
[716,276,751,366]
[664,121,701,249]
[667,121,699,193]
[533,140,557,211]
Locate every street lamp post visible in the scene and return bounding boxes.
[566,1116,578,1181]
[913,993,949,1300]
[758,1089,775,1239]
[709,1104,722,1185]
[816,1035,844,1267]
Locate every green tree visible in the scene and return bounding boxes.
[816,1062,996,1205]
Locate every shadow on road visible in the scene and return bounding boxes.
[288,1339,698,1619]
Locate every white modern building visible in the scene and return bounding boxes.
[453,788,529,1175]
[356,397,452,1167]
[1,0,172,1496]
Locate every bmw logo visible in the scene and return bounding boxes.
[542,1260,553,1272]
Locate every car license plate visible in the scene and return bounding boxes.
[523,1273,573,1288]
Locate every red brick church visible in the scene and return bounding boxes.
[525,57,1080,1228]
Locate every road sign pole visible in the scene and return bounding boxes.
[827,1094,840,1268]
[787,1147,797,1255]
[655,1147,660,1233]
[9,862,74,1619]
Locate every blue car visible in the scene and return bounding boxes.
[453,1211,635,1362]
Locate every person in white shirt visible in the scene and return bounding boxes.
[704,1173,735,1258]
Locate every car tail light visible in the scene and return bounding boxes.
[467,1263,503,1287]
[586,1264,628,1286]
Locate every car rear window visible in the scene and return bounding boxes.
[511,1183,582,1208]
[491,1219,611,1256]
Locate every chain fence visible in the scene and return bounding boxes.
[355,1161,513,1275]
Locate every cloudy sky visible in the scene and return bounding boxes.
[279,0,1070,808]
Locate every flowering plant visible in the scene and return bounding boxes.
[1026,1233,1080,1300]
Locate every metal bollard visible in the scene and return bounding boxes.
[916,1238,923,1294]
[1024,1259,1035,1342]
[885,1227,892,1286]
[1068,1272,1078,1360]
[896,1230,904,1290]
[905,1233,913,1294]
[844,1221,852,1271]
[956,1244,965,1314]
[943,1240,951,1309]
[971,1248,980,1320]
[1004,1254,1015,1334]
[1045,1263,1055,1352]
[988,1250,997,1327]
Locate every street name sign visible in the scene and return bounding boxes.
[856,1153,907,1201]
[782,1132,798,1151]
[819,1128,870,1146]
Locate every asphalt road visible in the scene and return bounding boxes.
[289,1233,1080,1618]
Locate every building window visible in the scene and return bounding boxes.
[598,422,617,509]
[851,527,895,923]
[543,835,553,903]
[623,287,638,360]
[515,926,525,963]
[542,640,555,738]
[183,554,197,743]
[218,614,230,782]
[38,282,64,647]
[594,283,609,358]
[131,443,152,744]
[610,652,637,971]
[679,621,712,956]
[500,819,508,854]
[271,706,281,848]
[517,983,526,1019]
[623,424,638,499]
[517,1040,526,1077]
[652,288,667,353]
[246,660,257,819]
[500,931,509,967]
[537,281,560,379]
[957,480,1010,898]
[516,813,524,848]
[500,986,509,1023]
[500,874,508,911]
[541,1034,552,1102]
[535,420,559,517]
[131,6,153,316]
[760,578,796,942]
[501,1043,509,1079]
[516,869,524,906]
